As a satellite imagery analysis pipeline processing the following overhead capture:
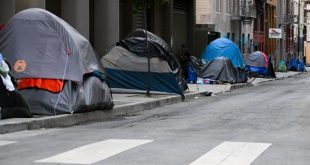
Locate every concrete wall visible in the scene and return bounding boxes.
[171,0,194,54]
[241,23,254,54]
[15,0,45,12]
[61,0,89,40]
[94,0,119,57]
[231,21,241,47]
[0,0,15,25]
[214,0,231,37]
[150,2,171,44]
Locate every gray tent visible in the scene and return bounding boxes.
[199,57,237,83]
[101,29,185,97]
[0,8,113,115]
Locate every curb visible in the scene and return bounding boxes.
[0,74,294,134]
[0,92,201,134]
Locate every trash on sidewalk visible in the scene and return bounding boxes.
[277,60,287,72]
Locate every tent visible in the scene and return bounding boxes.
[199,57,237,83]
[101,29,185,97]
[245,51,268,75]
[288,58,306,72]
[245,51,276,77]
[0,8,113,115]
[200,38,245,68]
[200,38,247,83]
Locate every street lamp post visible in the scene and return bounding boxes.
[297,0,301,59]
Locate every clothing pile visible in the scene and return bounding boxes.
[0,53,32,119]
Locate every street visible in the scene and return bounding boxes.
[0,73,309,165]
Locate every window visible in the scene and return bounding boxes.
[227,33,231,39]
[226,0,230,14]
[216,0,221,12]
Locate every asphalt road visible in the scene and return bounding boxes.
[0,73,309,165]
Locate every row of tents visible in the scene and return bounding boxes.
[0,8,276,119]
[0,8,186,118]
[188,38,276,84]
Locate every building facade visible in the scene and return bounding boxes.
[304,0,310,65]
[195,0,255,55]
[253,0,277,56]
[0,0,197,58]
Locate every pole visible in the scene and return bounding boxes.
[297,0,301,59]
[276,0,281,69]
[276,0,286,68]
[145,30,151,97]
[144,2,151,97]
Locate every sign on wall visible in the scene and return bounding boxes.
[269,28,283,39]
[266,0,277,6]
[196,0,214,25]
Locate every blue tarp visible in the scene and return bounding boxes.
[105,68,184,96]
[288,58,306,72]
[246,66,268,75]
[186,64,197,83]
[200,38,245,68]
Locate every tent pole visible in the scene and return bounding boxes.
[144,2,151,97]
[146,30,151,97]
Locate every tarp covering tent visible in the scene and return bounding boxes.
[288,58,306,72]
[245,51,268,75]
[245,51,276,77]
[102,29,185,97]
[0,8,113,115]
[198,57,237,83]
[200,38,245,68]
[200,38,247,83]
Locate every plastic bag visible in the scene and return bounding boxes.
[277,60,287,72]
[0,53,9,76]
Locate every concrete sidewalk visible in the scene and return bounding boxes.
[0,71,305,134]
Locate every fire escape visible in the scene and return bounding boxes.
[240,0,256,25]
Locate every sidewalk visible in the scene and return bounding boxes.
[0,71,306,134]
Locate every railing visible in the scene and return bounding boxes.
[231,0,257,22]
[240,0,256,18]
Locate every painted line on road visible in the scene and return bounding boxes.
[0,141,17,147]
[189,141,271,165]
[36,139,153,164]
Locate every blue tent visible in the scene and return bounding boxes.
[245,51,268,75]
[200,38,245,68]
